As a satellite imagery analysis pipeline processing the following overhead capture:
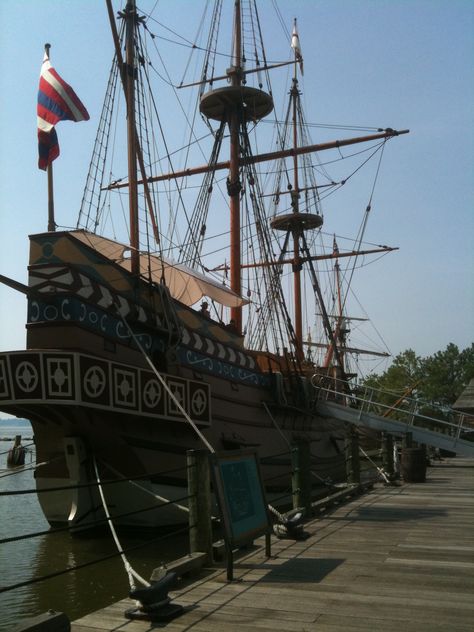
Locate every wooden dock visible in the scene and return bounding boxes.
[72,457,474,632]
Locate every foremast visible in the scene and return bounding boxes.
[105,0,153,278]
[124,0,140,277]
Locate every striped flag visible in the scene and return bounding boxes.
[37,51,89,170]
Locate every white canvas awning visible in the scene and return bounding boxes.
[72,230,247,308]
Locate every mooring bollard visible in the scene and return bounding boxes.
[187,449,213,563]
[291,439,312,517]
[345,425,360,485]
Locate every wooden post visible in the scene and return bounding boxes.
[381,432,395,478]
[7,435,25,467]
[345,425,360,485]
[187,450,213,563]
[291,439,312,517]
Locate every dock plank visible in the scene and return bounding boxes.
[71,457,474,632]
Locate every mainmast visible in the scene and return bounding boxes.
[291,21,303,359]
[228,0,243,333]
[199,0,274,334]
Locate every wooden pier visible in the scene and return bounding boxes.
[71,457,474,632]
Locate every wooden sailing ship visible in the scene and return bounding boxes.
[0,0,407,528]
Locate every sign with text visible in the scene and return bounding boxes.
[211,450,270,547]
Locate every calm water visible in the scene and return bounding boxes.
[0,420,188,631]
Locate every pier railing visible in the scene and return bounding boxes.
[313,375,474,456]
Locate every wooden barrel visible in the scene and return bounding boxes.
[401,447,426,483]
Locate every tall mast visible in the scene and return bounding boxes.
[229,0,243,333]
[323,239,344,369]
[200,0,274,334]
[270,19,330,365]
[291,26,303,360]
[124,0,140,277]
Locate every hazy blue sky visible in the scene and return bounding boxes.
[0,0,472,370]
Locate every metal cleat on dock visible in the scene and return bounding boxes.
[124,572,184,622]
[271,507,310,541]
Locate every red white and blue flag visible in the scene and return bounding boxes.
[37,52,89,170]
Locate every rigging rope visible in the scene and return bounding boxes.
[339,142,387,320]
[101,460,191,514]
[116,306,215,454]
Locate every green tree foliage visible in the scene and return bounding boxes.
[361,343,474,408]
[421,343,474,405]
[362,349,422,402]
[358,349,422,418]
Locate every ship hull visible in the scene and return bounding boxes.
[0,230,346,529]
[0,347,346,528]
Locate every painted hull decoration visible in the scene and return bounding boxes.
[0,351,211,424]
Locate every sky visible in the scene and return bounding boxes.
[0,0,473,372]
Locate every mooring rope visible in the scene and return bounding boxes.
[262,402,334,487]
[359,446,390,483]
[262,401,291,449]
[92,456,150,591]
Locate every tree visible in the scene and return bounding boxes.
[363,349,423,394]
[421,343,474,405]
[361,343,474,408]
[360,349,423,417]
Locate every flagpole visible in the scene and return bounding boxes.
[47,162,55,231]
[44,43,55,232]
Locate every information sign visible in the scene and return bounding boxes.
[211,450,271,570]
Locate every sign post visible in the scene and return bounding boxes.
[210,450,271,581]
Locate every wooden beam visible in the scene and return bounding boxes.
[105,129,409,190]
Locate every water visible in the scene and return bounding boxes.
[0,419,188,631]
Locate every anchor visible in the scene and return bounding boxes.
[124,572,184,622]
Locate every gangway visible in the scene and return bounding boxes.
[313,377,474,457]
